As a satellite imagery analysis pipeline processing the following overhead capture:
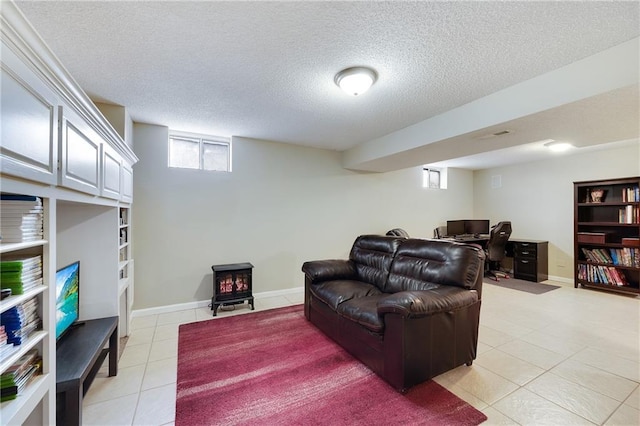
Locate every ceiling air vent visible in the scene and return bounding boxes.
[476,129,512,140]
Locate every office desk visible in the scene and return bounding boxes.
[446,237,549,283]
[507,239,548,282]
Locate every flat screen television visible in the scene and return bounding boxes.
[56,261,79,340]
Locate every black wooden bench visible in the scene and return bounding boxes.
[56,316,118,426]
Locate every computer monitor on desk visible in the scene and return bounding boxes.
[465,219,490,236]
[446,220,466,237]
[446,219,490,237]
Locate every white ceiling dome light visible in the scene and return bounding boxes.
[543,139,574,152]
[334,67,377,96]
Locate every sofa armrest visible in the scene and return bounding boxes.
[301,260,357,284]
[377,287,479,318]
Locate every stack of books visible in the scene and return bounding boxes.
[577,264,629,286]
[618,204,639,224]
[0,194,44,243]
[0,325,11,359]
[0,348,42,402]
[0,297,41,346]
[1,255,43,296]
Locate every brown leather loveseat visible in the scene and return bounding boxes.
[302,234,485,392]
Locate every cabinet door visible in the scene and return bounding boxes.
[102,144,122,200]
[514,258,537,282]
[121,163,133,203]
[0,42,58,185]
[59,106,101,195]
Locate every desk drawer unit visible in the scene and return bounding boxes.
[512,241,548,282]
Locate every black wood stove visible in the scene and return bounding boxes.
[211,262,254,316]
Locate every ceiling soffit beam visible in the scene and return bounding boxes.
[342,37,639,173]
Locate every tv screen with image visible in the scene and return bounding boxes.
[56,261,79,340]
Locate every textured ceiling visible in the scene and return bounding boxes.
[14,1,640,168]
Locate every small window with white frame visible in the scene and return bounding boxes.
[423,167,447,189]
[169,132,231,172]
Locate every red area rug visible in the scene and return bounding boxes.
[176,305,487,426]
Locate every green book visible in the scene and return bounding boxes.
[0,256,42,272]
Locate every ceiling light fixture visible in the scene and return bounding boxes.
[543,139,573,152]
[334,67,377,96]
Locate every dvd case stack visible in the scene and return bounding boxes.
[0,325,11,359]
[1,255,43,296]
[1,348,42,402]
[0,194,44,243]
[0,297,41,346]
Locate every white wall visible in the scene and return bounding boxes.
[56,200,119,319]
[473,140,640,280]
[95,102,134,148]
[132,123,474,309]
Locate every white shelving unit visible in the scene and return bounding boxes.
[1,2,138,422]
[0,200,55,425]
[118,207,134,337]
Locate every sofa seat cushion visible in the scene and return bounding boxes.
[310,280,382,311]
[337,295,385,333]
[378,286,479,318]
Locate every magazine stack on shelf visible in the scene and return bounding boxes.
[0,325,10,359]
[0,348,42,402]
[0,297,41,346]
[0,194,44,243]
[0,255,43,296]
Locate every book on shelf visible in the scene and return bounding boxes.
[0,194,42,203]
[0,297,41,346]
[0,348,42,402]
[578,263,629,286]
[618,205,639,224]
[1,268,42,282]
[621,186,640,203]
[0,195,44,243]
[0,325,9,357]
[1,255,43,295]
[581,246,639,268]
[0,278,44,296]
[0,255,42,271]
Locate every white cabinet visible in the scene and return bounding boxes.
[59,106,102,196]
[102,144,122,200]
[121,163,134,203]
[0,40,58,185]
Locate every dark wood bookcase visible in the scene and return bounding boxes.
[574,177,640,295]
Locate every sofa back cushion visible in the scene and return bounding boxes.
[349,235,403,290]
[385,239,484,293]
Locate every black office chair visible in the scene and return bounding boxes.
[485,221,512,281]
[386,228,410,238]
[433,226,447,239]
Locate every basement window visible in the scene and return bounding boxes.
[423,167,447,189]
[169,132,231,172]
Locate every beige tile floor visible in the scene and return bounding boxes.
[83,281,640,425]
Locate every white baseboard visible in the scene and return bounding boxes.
[131,286,304,318]
[546,275,573,284]
[131,276,577,318]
